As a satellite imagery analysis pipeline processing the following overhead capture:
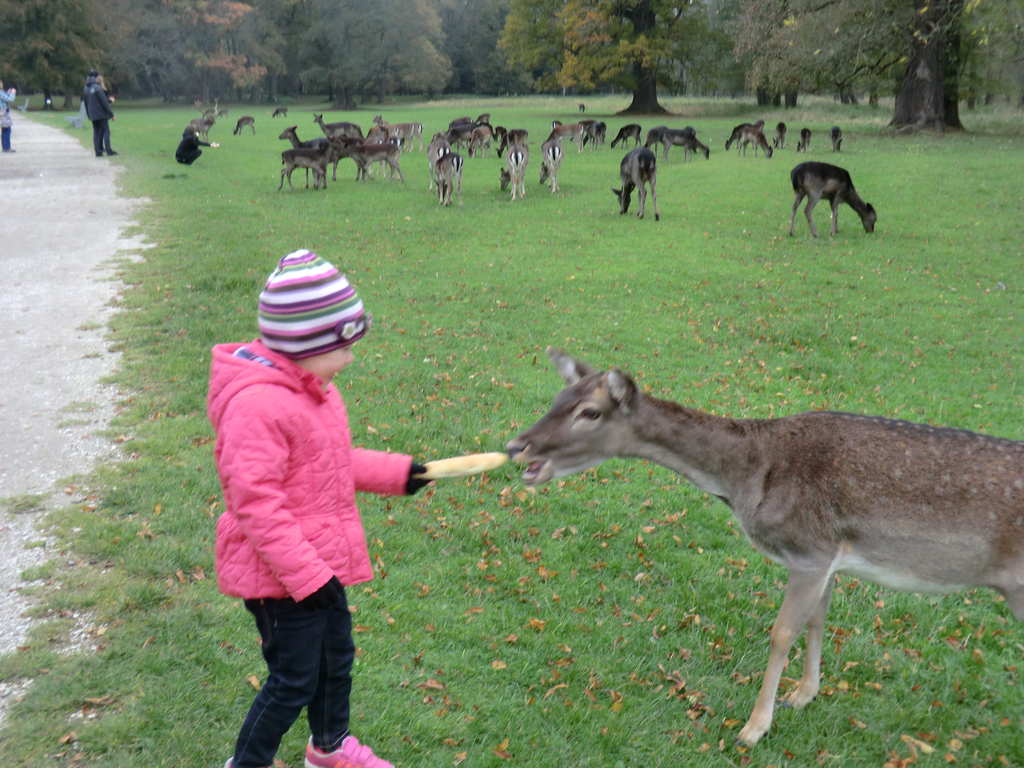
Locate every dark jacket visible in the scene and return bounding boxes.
[82,76,114,121]
[175,128,210,160]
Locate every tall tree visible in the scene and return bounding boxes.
[0,0,104,106]
[891,0,964,130]
[501,0,708,114]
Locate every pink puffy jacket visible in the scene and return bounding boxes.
[207,339,413,602]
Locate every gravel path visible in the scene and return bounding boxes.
[0,114,148,724]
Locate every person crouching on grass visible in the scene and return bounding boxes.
[175,125,219,165]
[208,249,429,768]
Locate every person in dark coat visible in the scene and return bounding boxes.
[82,70,116,157]
[175,126,219,165]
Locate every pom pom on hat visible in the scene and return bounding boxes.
[258,249,370,359]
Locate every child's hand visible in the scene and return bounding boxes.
[298,576,343,611]
[406,462,430,495]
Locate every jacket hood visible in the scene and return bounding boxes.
[207,339,327,429]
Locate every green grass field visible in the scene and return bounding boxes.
[2,95,1022,767]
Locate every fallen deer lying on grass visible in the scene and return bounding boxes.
[507,347,1023,748]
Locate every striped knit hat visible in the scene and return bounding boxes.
[258,249,369,359]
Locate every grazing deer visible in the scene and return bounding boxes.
[610,123,642,149]
[612,147,659,221]
[737,123,774,158]
[538,137,563,193]
[659,127,710,161]
[773,121,787,149]
[500,144,529,200]
[830,125,843,152]
[643,125,668,155]
[313,113,363,141]
[797,127,812,152]
[789,161,876,237]
[427,132,452,191]
[725,119,764,151]
[548,120,586,152]
[507,347,1024,748]
[582,120,606,149]
[496,128,528,158]
[434,152,464,207]
[499,144,528,201]
[578,102,586,113]
[233,116,255,135]
[271,106,288,118]
[278,145,330,191]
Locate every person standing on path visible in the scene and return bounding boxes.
[82,69,116,157]
[0,80,16,152]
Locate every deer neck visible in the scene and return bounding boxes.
[627,395,755,502]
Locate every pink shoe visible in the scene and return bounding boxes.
[305,735,394,768]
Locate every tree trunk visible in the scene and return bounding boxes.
[891,0,963,131]
[784,91,798,108]
[617,0,668,115]
[619,61,667,114]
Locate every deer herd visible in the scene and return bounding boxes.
[185,104,877,235]
[188,102,1018,749]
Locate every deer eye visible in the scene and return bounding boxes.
[578,407,602,421]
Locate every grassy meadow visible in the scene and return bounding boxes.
[2,94,1022,767]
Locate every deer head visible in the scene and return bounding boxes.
[506,348,638,485]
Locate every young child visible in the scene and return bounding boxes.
[175,125,219,165]
[208,249,428,768]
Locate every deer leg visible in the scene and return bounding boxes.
[278,166,288,191]
[392,159,405,183]
[789,192,805,236]
[637,183,646,219]
[830,200,840,235]
[804,195,821,238]
[737,568,834,747]
[649,179,659,221]
[781,581,832,709]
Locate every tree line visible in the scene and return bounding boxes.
[1,0,1021,130]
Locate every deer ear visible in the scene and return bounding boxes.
[547,347,594,385]
[605,369,637,411]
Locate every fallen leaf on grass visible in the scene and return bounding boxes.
[247,675,262,690]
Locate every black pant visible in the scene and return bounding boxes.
[176,147,202,165]
[91,118,112,156]
[232,592,356,767]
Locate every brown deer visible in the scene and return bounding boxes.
[188,116,215,140]
[232,115,255,135]
[278,145,330,191]
[659,127,709,161]
[499,143,528,200]
[610,123,642,149]
[797,127,812,152]
[506,347,1023,748]
[789,161,876,237]
[496,128,528,158]
[773,121,787,149]
[372,114,424,151]
[278,125,332,185]
[538,137,563,193]
[313,113,363,141]
[427,132,452,191]
[548,120,586,152]
[612,147,659,221]
[434,152,464,207]
[333,138,404,183]
[271,106,288,118]
[725,119,764,151]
